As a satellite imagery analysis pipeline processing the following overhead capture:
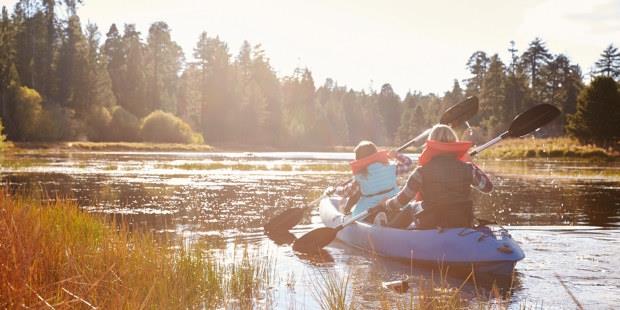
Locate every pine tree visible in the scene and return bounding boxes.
[566,76,620,146]
[479,55,507,137]
[520,38,552,103]
[102,24,124,106]
[119,24,148,117]
[145,22,183,113]
[376,83,401,144]
[594,44,620,79]
[464,51,489,97]
[56,15,90,112]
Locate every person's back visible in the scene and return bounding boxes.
[381,124,493,229]
[416,154,474,228]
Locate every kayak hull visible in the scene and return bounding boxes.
[319,197,524,276]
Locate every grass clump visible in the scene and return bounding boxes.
[477,137,616,160]
[0,192,273,308]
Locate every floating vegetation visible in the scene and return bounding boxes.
[156,162,350,172]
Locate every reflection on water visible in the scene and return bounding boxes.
[1,150,619,308]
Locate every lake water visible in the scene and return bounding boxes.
[1,150,619,309]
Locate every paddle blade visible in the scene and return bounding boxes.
[264,207,305,233]
[440,96,479,126]
[292,227,338,253]
[507,104,561,138]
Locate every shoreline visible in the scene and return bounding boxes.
[6,138,619,160]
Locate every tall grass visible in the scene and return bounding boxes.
[477,137,615,160]
[0,192,272,308]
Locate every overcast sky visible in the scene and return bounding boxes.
[2,0,619,96]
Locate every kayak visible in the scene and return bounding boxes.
[319,197,525,276]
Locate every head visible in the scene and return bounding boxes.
[429,124,458,143]
[354,140,378,160]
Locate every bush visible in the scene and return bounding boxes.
[36,104,77,141]
[107,106,140,142]
[12,86,43,141]
[140,110,204,144]
[85,106,112,142]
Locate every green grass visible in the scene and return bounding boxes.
[0,192,273,309]
[477,137,617,160]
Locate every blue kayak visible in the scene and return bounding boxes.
[319,197,525,276]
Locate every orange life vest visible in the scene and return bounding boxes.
[349,150,390,174]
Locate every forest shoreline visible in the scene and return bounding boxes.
[7,137,618,160]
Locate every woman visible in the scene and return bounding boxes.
[380,124,493,229]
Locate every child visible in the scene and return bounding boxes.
[333,140,413,224]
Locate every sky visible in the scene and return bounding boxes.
[2,0,619,96]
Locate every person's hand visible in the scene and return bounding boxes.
[323,186,336,196]
[368,200,387,215]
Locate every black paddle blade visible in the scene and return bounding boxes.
[292,227,338,253]
[263,207,305,233]
[440,96,479,126]
[507,104,561,138]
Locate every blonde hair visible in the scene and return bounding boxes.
[429,124,458,142]
[354,140,378,160]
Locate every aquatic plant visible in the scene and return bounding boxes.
[0,192,274,308]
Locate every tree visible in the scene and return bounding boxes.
[464,51,489,97]
[566,76,620,146]
[479,55,507,137]
[119,24,148,117]
[594,44,620,79]
[56,15,90,112]
[520,38,552,103]
[102,24,124,106]
[376,83,401,144]
[145,22,183,113]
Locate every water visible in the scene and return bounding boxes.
[2,150,619,309]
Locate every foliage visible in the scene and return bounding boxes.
[140,110,203,144]
[0,192,275,308]
[0,2,615,148]
[11,85,43,141]
[107,106,140,141]
[566,76,620,147]
[85,105,112,141]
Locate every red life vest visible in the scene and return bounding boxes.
[416,140,473,200]
[418,140,472,166]
[350,150,390,174]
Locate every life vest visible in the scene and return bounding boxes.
[417,140,472,166]
[352,162,399,217]
[350,150,390,174]
[416,141,475,228]
[415,140,472,201]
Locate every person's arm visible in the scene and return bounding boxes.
[385,167,422,210]
[471,164,493,193]
[391,151,414,175]
[334,180,359,197]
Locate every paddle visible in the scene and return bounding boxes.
[263,96,479,233]
[291,103,561,253]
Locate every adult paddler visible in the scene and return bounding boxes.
[378,124,493,229]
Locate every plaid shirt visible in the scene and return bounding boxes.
[335,152,414,197]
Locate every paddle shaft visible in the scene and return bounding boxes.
[336,130,517,230]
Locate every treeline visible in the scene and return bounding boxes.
[0,1,618,147]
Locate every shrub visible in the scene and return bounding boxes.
[140,110,204,144]
[85,106,112,142]
[107,106,140,142]
[12,86,43,141]
[36,104,77,141]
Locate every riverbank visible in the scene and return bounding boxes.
[475,137,618,160]
[7,137,618,161]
